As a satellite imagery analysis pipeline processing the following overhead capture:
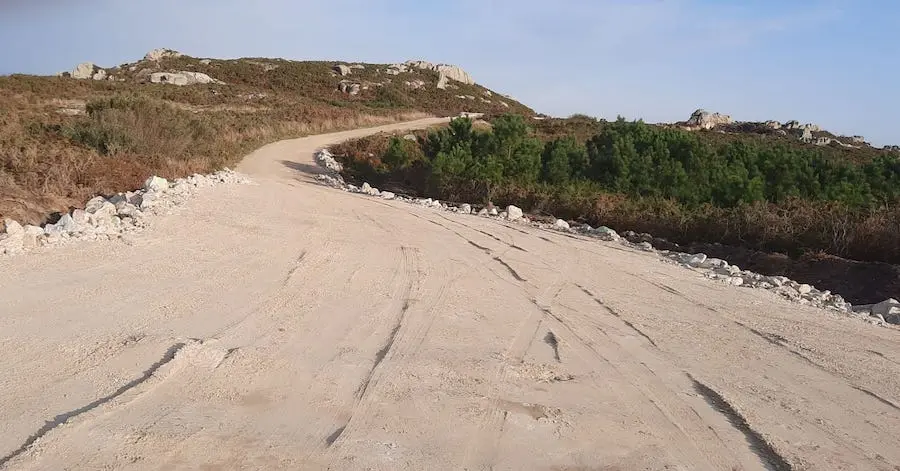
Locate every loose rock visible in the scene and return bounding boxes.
[506,205,524,221]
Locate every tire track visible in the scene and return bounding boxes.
[530,299,734,467]
[325,246,420,450]
[687,374,793,471]
[736,321,900,413]
[576,284,659,348]
[0,343,187,469]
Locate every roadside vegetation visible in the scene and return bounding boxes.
[332,115,900,265]
[0,55,531,225]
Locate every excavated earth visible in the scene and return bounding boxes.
[1,118,900,470]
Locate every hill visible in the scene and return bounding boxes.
[0,49,533,225]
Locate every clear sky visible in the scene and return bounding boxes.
[1,0,896,146]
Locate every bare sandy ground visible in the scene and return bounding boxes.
[1,118,900,470]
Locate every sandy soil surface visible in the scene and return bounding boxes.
[2,118,900,470]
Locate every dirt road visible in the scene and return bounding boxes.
[2,118,899,470]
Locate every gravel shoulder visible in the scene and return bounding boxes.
[1,118,899,470]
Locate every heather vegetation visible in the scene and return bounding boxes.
[333,115,900,264]
[0,54,531,225]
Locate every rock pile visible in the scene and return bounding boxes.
[314,146,895,328]
[0,170,251,256]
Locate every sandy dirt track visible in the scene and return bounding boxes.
[2,118,900,470]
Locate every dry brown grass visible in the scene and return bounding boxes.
[1,52,534,225]
[0,80,431,225]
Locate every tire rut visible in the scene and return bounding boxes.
[0,343,187,469]
[576,284,659,348]
[687,374,794,471]
[736,321,900,413]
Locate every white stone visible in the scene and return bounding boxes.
[381,191,396,200]
[766,276,789,287]
[686,253,708,267]
[506,205,523,221]
[144,176,169,192]
[459,204,472,214]
[797,284,813,295]
[55,214,78,233]
[871,299,900,324]
[489,207,499,216]
[554,219,570,230]
[477,208,488,216]
[22,225,44,248]
[727,277,745,287]
[315,149,343,172]
[638,241,654,252]
[591,226,620,242]
[3,219,23,237]
[700,258,728,269]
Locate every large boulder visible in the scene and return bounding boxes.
[685,109,733,130]
[71,62,97,79]
[872,299,900,324]
[144,176,169,192]
[85,196,117,221]
[591,226,621,242]
[0,219,24,254]
[53,213,78,233]
[338,81,361,95]
[150,71,223,86]
[333,64,352,76]
[505,205,523,221]
[405,60,475,85]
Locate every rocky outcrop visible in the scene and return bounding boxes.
[684,109,734,130]
[434,64,474,85]
[144,48,183,62]
[149,71,224,86]
[404,60,476,85]
[436,74,449,90]
[338,81,361,95]
[68,62,107,80]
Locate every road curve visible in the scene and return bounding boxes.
[1,118,899,470]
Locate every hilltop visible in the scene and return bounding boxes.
[0,49,533,225]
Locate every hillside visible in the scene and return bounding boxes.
[0,49,533,225]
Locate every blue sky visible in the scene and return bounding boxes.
[1,0,896,146]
